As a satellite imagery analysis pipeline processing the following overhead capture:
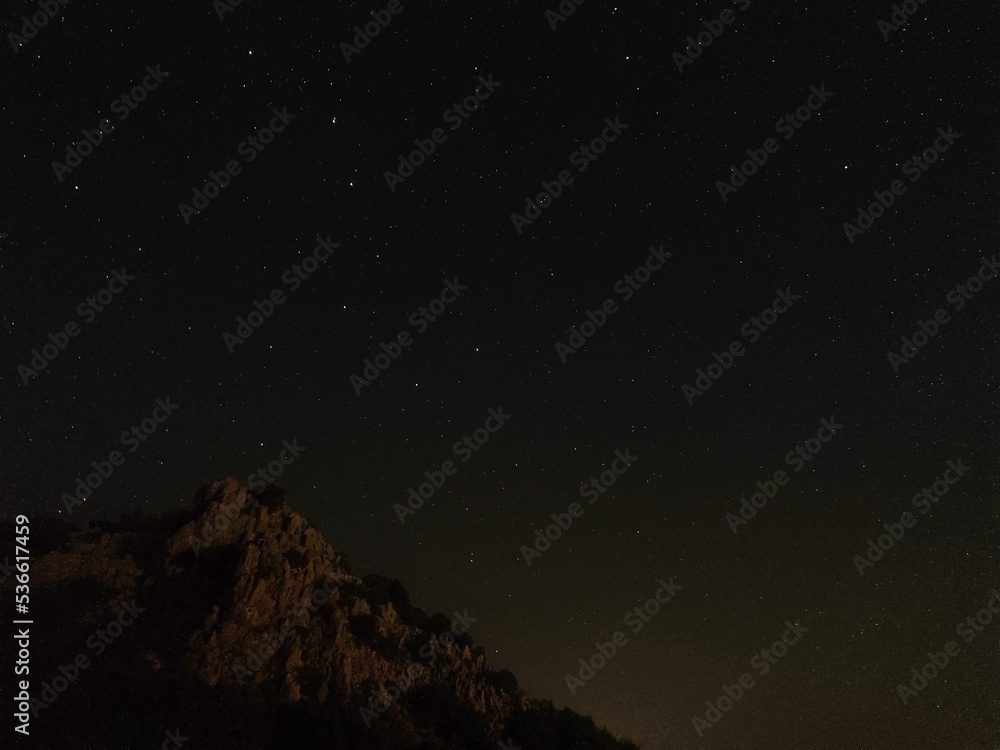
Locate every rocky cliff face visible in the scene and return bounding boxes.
[5,478,638,750]
[165,478,520,731]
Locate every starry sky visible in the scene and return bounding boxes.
[4,1,1000,747]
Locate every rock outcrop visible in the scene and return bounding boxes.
[4,478,639,750]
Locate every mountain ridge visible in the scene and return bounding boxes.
[5,477,640,750]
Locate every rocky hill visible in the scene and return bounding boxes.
[3,478,640,750]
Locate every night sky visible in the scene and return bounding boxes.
[5,1,1000,747]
